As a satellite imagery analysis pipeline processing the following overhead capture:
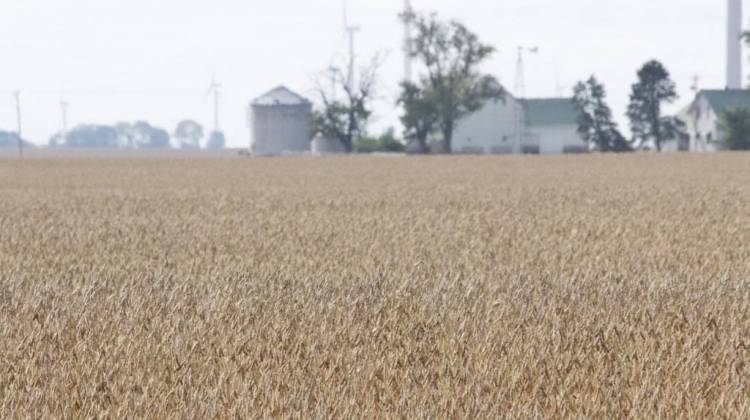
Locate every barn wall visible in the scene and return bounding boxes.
[453,98,524,154]
[528,124,587,155]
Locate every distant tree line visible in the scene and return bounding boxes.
[48,120,226,149]
[0,131,32,149]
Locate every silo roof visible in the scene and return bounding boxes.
[252,86,311,107]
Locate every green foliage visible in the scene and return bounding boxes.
[572,76,631,152]
[660,116,689,146]
[312,99,370,154]
[174,120,204,149]
[718,107,750,150]
[397,82,439,154]
[313,58,380,153]
[354,128,406,154]
[404,12,504,153]
[206,130,226,150]
[627,60,678,151]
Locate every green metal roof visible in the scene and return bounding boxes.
[700,89,750,115]
[520,98,579,127]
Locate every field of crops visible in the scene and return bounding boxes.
[1,153,749,418]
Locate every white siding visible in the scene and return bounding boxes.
[529,124,587,155]
[683,95,720,152]
[452,98,524,154]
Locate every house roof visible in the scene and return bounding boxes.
[252,86,311,107]
[520,98,579,127]
[700,89,750,115]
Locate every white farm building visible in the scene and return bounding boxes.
[452,95,587,155]
[676,89,750,152]
[249,86,312,156]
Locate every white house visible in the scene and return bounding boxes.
[678,89,750,152]
[452,95,587,155]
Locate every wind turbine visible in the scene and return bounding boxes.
[60,99,69,142]
[403,0,414,83]
[343,0,360,93]
[207,74,221,134]
[13,91,22,159]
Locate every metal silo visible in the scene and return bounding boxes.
[249,86,312,156]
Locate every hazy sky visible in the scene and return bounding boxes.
[0,0,732,147]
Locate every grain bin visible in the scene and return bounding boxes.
[249,86,312,156]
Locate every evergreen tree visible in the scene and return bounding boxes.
[626,60,678,151]
[572,76,631,152]
[719,107,750,150]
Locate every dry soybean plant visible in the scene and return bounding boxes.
[0,153,749,418]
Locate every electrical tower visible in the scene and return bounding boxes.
[514,46,539,98]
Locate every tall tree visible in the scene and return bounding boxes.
[175,120,204,149]
[572,76,631,152]
[312,56,381,154]
[404,12,504,153]
[718,107,750,150]
[627,60,678,151]
[397,82,439,153]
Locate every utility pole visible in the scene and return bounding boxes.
[60,99,69,138]
[13,91,22,159]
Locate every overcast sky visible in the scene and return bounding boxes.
[0,0,733,147]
